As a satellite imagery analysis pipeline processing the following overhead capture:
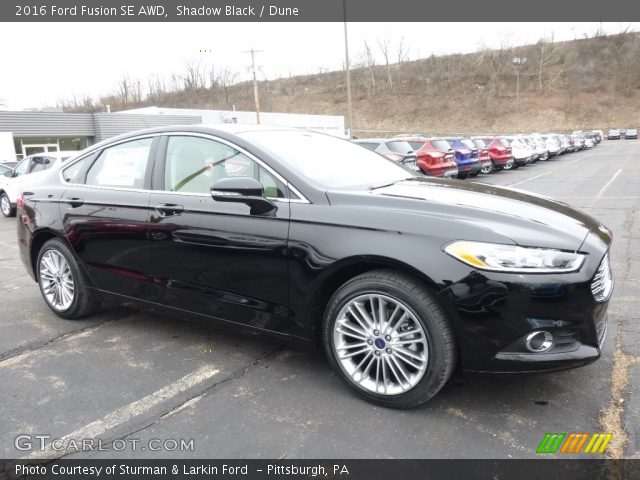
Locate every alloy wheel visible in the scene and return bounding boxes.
[39,249,75,311]
[333,293,429,395]
[1,196,10,216]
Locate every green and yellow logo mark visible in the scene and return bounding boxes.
[536,432,613,454]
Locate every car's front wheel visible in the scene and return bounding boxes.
[323,270,457,408]
[480,163,493,174]
[37,238,98,319]
[1,193,15,217]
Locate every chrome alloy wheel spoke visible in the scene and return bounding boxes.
[39,250,75,311]
[333,293,429,396]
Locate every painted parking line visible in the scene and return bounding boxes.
[595,169,623,200]
[23,365,220,460]
[507,171,552,187]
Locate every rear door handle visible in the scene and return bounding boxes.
[63,197,84,207]
[154,204,184,217]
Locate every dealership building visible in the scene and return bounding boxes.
[0,107,345,163]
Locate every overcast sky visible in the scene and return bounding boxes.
[0,22,636,110]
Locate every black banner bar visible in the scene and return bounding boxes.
[4,0,640,22]
[2,459,640,480]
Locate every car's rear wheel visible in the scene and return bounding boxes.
[540,152,549,161]
[480,163,493,174]
[37,238,98,319]
[1,193,15,218]
[323,270,457,408]
[503,162,514,171]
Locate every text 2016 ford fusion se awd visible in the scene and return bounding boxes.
[16,126,613,408]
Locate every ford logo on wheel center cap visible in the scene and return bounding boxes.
[374,338,386,349]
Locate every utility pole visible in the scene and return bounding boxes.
[244,48,263,124]
[343,0,353,137]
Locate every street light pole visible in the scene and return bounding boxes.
[343,0,353,137]
[512,56,527,114]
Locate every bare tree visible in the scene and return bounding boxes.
[218,68,238,106]
[480,35,512,97]
[397,36,408,64]
[183,61,205,90]
[117,76,131,106]
[537,33,559,91]
[363,40,377,90]
[378,34,393,89]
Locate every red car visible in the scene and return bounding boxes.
[471,136,515,171]
[400,137,458,178]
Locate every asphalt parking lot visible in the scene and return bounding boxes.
[1,140,638,460]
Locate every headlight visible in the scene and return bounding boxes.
[444,241,585,273]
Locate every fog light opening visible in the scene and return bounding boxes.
[525,331,554,353]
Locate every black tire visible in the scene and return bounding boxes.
[503,162,514,171]
[36,238,99,319]
[469,171,480,177]
[1,193,15,218]
[322,269,457,408]
[480,164,493,174]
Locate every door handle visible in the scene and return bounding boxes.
[63,197,84,207]
[154,204,184,217]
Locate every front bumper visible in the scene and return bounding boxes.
[436,238,612,374]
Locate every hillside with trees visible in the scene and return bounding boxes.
[59,31,640,135]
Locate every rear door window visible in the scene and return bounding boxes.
[431,140,452,151]
[386,141,413,154]
[86,138,153,189]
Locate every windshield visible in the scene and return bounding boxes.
[460,139,476,149]
[239,130,414,189]
[407,141,426,150]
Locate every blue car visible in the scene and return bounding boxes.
[444,137,482,179]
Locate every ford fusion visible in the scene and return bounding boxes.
[16,126,613,408]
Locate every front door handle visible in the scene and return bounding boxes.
[63,197,84,207]
[154,203,184,217]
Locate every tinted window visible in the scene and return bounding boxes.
[407,141,426,150]
[86,138,152,189]
[62,155,94,183]
[28,156,54,173]
[386,141,413,154]
[430,140,452,151]
[240,130,413,189]
[354,142,380,151]
[460,139,476,149]
[164,136,286,198]
[499,138,510,147]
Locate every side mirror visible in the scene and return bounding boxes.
[4,170,13,178]
[211,176,276,215]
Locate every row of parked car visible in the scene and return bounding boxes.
[607,128,637,140]
[353,131,602,179]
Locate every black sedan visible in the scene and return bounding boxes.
[16,126,613,408]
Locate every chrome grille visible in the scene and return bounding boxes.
[591,253,613,302]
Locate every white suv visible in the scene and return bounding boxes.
[0,151,76,217]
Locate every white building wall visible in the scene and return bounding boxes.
[117,107,345,137]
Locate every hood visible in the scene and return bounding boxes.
[327,178,605,251]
